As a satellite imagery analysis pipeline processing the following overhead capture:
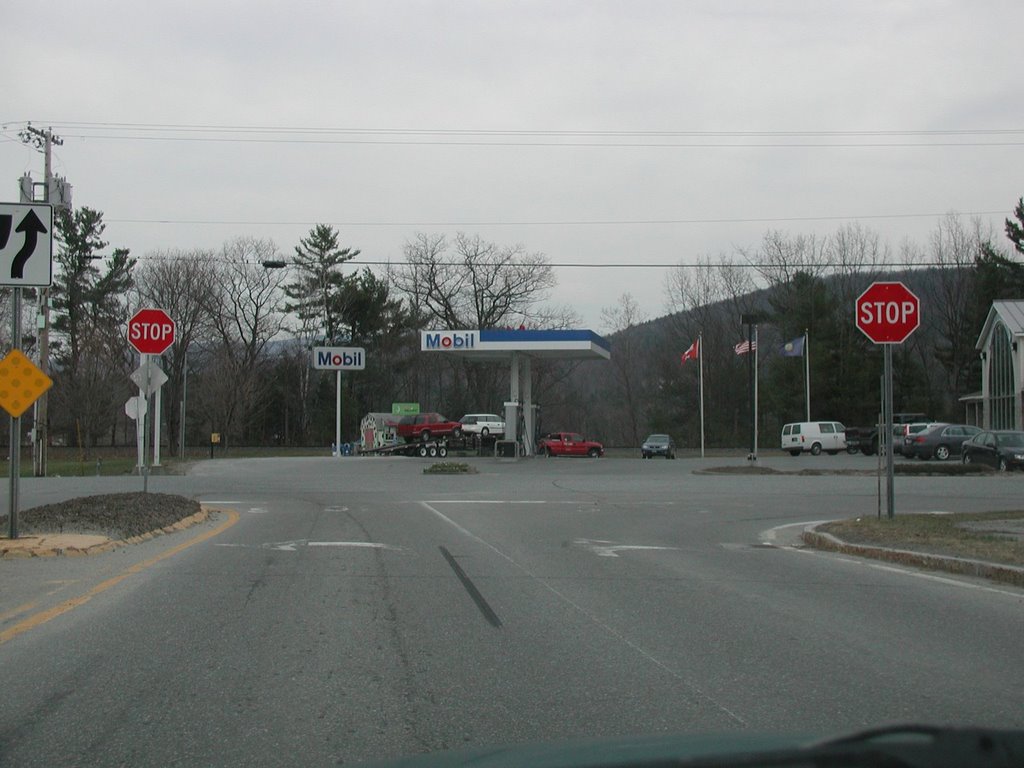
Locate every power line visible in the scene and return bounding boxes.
[47,134,1024,148]
[19,119,1024,137]
[129,251,956,271]
[6,120,1023,148]
[107,210,1007,227]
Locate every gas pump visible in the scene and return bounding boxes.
[503,400,521,444]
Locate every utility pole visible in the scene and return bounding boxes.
[18,124,67,477]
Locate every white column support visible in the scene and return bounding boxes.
[505,352,521,445]
[521,356,534,456]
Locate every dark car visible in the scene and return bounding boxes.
[641,434,675,459]
[961,430,1024,471]
[904,423,980,460]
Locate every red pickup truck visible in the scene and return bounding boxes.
[537,432,604,458]
[389,413,463,443]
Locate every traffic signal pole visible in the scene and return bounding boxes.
[18,125,62,478]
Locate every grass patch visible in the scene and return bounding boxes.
[817,510,1024,567]
[423,461,477,475]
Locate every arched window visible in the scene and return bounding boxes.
[989,322,1016,429]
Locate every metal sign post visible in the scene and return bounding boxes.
[883,345,895,520]
[1,202,54,539]
[311,346,366,457]
[8,288,20,538]
[336,370,342,456]
[855,281,921,520]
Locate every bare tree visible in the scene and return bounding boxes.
[599,293,650,444]
[744,230,828,288]
[198,237,287,446]
[922,214,992,411]
[663,254,758,446]
[394,232,557,328]
[827,222,889,305]
[392,232,563,415]
[133,249,219,455]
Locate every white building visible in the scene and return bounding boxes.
[976,300,1024,430]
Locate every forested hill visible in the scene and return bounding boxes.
[567,264,999,450]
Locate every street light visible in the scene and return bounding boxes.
[740,313,765,461]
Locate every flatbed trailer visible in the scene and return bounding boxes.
[359,440,450,458]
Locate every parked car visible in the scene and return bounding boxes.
[897,422,945,455]
[780,421,847,456]
[904,423,980,460]
[537,432,604,458]
[845,412,928,455]
[961,430,1024,471]
[387,412,463,443]
[640,434,676,459]
[458,413,505,437]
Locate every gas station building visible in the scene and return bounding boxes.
[420,329,611,456]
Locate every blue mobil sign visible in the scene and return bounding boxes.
[312,346,366,370]
[420,329,610,359]
[421,331,479,350]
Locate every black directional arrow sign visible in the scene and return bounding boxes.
[0,203,53,287]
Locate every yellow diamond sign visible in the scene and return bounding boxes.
[0,350,52,418]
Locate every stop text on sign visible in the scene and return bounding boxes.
[130,322,175,343]
[312,346,366,370]
[127,308,176,355]
[855,281,920,344]
[858,300,917,326]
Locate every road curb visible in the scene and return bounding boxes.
[801,525,1024,588]
[0,507,211,559]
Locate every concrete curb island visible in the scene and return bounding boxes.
[0,507,211,559]
[802,525,1024,588]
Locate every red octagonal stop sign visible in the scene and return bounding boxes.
[128,308,176,355]
[856,281,920,344]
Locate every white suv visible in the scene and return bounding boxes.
[458,413,505,437]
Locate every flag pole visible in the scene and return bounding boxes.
[698,333,705,458]
[753,324,759,460]
[804,328,810,422]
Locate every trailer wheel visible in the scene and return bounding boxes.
[418,445,429,457]
[429,446,438,457]
[438,446,448,458]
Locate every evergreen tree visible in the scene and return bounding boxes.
[50,207,136,449]
[284,224,360,344]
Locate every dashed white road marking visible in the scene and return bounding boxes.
[214,539,399,552]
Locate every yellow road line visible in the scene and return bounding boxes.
[0,507,240,645]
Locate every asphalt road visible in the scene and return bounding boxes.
[1,454,1022,766]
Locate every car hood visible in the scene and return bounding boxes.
[361,725,1024,768]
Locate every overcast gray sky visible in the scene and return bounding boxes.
[3,1,1022,333]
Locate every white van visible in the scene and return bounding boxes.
[781,421,847,456]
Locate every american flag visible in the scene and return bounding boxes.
[733,339,757,355]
